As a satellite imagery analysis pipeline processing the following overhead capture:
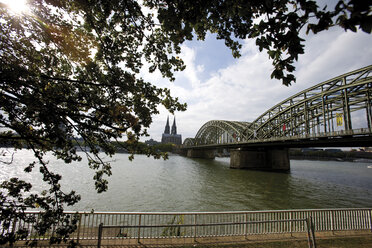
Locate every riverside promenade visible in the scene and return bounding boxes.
[6,208,372,247]
[12,231,372,247]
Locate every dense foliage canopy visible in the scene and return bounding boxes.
[0,0,370,246]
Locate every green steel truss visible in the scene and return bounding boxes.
[183,120,252,146]
[184,65,372,147]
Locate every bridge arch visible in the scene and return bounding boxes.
[184,120,252,146]
[183,138,195,147]
[245,65,372,141]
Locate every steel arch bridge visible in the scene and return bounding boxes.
[183,65,372,148]
[183,120,252,147]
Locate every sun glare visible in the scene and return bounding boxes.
[0,0,29,15]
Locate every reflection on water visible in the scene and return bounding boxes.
[1,150,372,212]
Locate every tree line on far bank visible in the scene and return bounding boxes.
[289,149,372,161]
[112,141,177,153]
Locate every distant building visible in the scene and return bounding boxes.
[145,138,160,146]
[161,116,182,145]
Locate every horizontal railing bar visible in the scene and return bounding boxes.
[100,218,308,229]
[23,207,372,215]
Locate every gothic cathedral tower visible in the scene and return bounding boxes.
[164,116,170,134]
[171,117,177,135]
[161,116,182,145]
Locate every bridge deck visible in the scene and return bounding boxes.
[183,129,372,150]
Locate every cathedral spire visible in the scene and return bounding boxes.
[164,116,170,134]
[161,115,182,145]
[171,116,177,135]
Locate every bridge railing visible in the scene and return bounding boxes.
[243,127,372,144]
[4,208,371,244]
[183,127,372,147]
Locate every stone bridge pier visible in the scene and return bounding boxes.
[230,148,290,171]
[186,149,216,159]
[184,147,289,171]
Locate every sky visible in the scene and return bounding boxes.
[141,26,372,142]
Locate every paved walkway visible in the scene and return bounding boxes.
[9,230,371,247]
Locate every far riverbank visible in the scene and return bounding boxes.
[289,148,372,162]
[214,148,372,163]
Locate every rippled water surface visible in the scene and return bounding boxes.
[1,149,372,212]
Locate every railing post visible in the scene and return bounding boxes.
[244,213,248,239]
[11,216,17,238]
[76,213,82,245]
[137,214,142,244]
[330,210,334,235]
[369,209,372,233]
[97,223,103,248]
[193,214,197,242]
[290,211,293,237]
[305,218,312,248]
[310,216,317,248]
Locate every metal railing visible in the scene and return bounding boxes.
[3,208,371,245]
[97,217,317,248]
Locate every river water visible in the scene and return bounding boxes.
[1,149,372,212]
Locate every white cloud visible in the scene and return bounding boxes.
[144,28,372,142]
[174,45,201,88]
[297,29,372,87]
